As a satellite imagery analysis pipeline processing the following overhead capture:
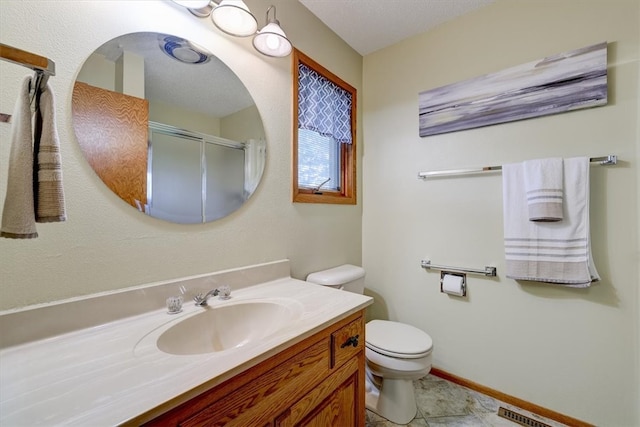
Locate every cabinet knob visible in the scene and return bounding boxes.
[340,334,359,348]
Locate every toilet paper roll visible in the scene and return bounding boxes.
[442,274,465,296]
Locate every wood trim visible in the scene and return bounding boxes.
[0,43,53,74]
[291,48,357,205]
[291,49,301,202]
[430,368,594,427]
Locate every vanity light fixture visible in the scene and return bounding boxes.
[211,0,258,37]
[170,0,257,36]
[253,5,292,58]
[171,0,213,17]
[169,0,291,57]
[171,0,210,7]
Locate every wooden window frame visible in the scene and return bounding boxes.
[292,49,357,205]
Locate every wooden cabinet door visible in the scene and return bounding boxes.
[176,340,331,427]
[72,81,148,210]
[275,357,362,427]
[298,373,357,427]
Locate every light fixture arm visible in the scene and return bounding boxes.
[265,5,279,25]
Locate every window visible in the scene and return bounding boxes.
[293,49,356,204]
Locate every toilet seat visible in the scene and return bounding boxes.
[366,320,433,359]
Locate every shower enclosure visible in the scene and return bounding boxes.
[147,122,264,223]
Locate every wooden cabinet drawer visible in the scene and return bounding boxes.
[331,315,364,369]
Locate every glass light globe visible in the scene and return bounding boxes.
[253,22,292,57]
[211,0,258,37]
[171,0,210,8]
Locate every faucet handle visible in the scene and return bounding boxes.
[166,296,184,314]
[217,285,231,300]
[193,293,206,305]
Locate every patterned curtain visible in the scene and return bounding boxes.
[298,63,352,144]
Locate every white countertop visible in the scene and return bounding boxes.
[0,277,372,426]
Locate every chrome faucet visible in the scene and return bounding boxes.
[193,285,231,306]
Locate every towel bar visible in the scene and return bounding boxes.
[0,43,56,77]
[418,155,617,179]
[1,43,57,119]
[420,259,497,277]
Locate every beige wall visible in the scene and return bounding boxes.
[0,0,362,308]
[76,53,116,91]
[362,0,639,425]
[149,99,222,136]
[221,105,265,142]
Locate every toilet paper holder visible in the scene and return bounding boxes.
[440,272,467,296]
[420,259,497,277]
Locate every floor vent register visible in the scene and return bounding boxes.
[498,407,552,427]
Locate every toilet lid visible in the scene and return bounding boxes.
[366,320,433,358]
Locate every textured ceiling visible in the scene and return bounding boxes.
[298,0,495,55]
[94,32,254,119]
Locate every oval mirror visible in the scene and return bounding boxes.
[72,32,266,223]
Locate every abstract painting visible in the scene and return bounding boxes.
[418,42,607,137]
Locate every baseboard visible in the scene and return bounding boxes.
[430,367,594,427]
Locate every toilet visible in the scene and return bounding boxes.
[306,264,433,425]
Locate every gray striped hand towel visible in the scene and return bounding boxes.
[523,157,563,222]
[36,82,66,223]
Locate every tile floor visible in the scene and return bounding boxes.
[365,374,569,427]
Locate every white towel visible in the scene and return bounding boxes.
[523,157,563,222]
[36,82,66,223]
[502,157,600,287]
[1,76,38,239]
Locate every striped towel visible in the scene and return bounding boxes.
[35,82,66,223]
[523,157,563,222]
[0,76,38,239]
[502,157,599,287]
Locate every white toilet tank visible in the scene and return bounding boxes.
[306,264,365,294]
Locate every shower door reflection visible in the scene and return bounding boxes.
[148,123,245,223]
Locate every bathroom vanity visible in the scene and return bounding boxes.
[141,311,365,426]
[0,260,372,426]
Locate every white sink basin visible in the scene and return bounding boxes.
[156,299,303,355]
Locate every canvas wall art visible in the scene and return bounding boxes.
[418,42,608,137]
